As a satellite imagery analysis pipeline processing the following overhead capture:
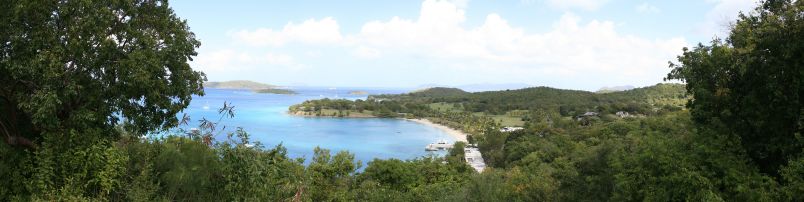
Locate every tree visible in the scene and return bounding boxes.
[667,0,803,176]
[360,159,417,191]
[0,0,204,148]
[0,0,203,198]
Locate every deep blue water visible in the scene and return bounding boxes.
[178,87,457,165]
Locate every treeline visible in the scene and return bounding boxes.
[289,98,429,118]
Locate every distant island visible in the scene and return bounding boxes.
[255,88,297,95]
[206,80,296,95]
[205,80,277,89]
[348,90,369,95]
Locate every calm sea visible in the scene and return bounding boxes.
[179,87,457,165]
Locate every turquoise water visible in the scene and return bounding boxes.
[180,88,457,165]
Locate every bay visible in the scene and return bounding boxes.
[179,87,458,165]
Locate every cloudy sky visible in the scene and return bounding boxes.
[171,0,759,90]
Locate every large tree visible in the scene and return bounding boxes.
[667,0,803,176]
[0,0,204,197]
[0,0,204,148]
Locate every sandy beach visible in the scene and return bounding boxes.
[406,118,468,142]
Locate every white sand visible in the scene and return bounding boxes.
[406,118,468,142]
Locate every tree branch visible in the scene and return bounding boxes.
[0,116,37,150]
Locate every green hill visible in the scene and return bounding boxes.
[375,83,687,116]
[408,87,469,97]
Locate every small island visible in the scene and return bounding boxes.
[205,80,277,89]
[206,80,296,95]
[255,88,297,95]
[348,90,369,95]
[288,98,401,118]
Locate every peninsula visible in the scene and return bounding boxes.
[206,80,297,95]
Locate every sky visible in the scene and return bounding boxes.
[170,0,760,91]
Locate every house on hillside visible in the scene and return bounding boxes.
[500,127,524,132]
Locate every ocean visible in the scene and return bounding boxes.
[178,87,458,165]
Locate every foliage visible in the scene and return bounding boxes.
[375,83,687,116]
[0,0,204,200]
[667,0,803,176]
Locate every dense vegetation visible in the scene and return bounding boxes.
[1,0,802,201]
[374,84,687,116]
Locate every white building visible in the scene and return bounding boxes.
[464,146,486,172]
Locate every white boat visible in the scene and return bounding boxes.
[425,140,452,151]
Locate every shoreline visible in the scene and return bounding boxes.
[287,111,468,142]
[405,118,468,142]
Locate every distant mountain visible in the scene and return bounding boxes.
[596,85,635,93]
[205,80,278,90]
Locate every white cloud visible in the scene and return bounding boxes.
[230,17,343,46]
[348,1,687,84]
[697,0,759,38]
[206,0,689,88]
[353,46,381,58]
[193,49,303,72]
[446,0,469,8]
[636,2,660,14]
[545,0,610,11]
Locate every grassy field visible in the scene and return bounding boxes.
[427,103,526,127]
[469,112,525,127]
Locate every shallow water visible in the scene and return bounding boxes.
[179,87,457,165]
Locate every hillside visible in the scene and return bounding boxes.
[205,80,277,89]
[401,87,469,98]
[375,83,687,116]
